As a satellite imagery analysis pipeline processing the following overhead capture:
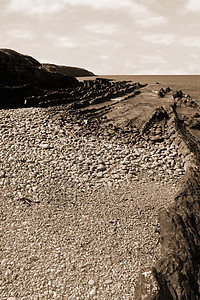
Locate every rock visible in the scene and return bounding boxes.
[88,279,95,286]
[0,170,5,178]
[96,172,103,178]
[30,256,39,262]
[97,164,106,172]
[39,143,50,149]
[42,63,94,77]
[135,112,200,299]
[104,279,113,284]
[0,48,79,89]
[89,287,97,296]
[1,258,9,266]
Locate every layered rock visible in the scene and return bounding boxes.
[42,63,94,77]
[0,49,79,89]
[135,105,200,299]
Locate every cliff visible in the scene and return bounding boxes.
[0,49,79,89]
[42,63,95,77]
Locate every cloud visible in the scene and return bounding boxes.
[7,29,33,40]
[139,54,167,64]
[100,55,109,60]
[54,36,77,48]
[8,0,65,15]
[142,33,176,45]
[186,0,200,12]
[84,23,118,35]
[7,0,167,26]
[180,36,200,47]
[64,0,135,10]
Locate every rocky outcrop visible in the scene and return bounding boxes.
[42,63,95,77]
[0,49,78,89]
[0,49,145,109]
[135,105,200,299]
[173,90,198,108]
[158,87,171,98]
[23,79,144,109]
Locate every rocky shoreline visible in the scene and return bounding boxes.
[1,49,200,299]
[0,104,185,299]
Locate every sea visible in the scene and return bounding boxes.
[78,75,200,105]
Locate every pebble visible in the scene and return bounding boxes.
[88,279,95,286]
[104,279,113,284]
[39,143,50,149]
[1,258,9,266]
[89,287,97,296]
[0,106,186,299]
[0,170,5,178]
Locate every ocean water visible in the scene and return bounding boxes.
[79,75,200,105]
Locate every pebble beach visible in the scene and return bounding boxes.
[0,106,185,299]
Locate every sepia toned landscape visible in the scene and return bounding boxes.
[0,49,200,299]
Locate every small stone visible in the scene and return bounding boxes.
[5,269,12,277]
[30,256,39,262]
[7,298,17,300]
[88,279,95,286]
[113,173,120,179]
[39,143,50,149]
[104,279,113,284]
[97,164,106,172]
[107,181,113,187]
[0,170,5,178]
[89,287,97,296]
[1,258,9,266]
[96,172,103,178]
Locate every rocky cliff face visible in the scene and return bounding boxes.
[135,105,200,299]
[0,49,94,107]
[42,63,95,77]
[0,49,79,89]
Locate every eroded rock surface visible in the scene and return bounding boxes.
[135,106,200,299]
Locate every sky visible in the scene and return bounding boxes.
[1,0,200,75]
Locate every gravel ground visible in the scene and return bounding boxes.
[0,107,184,299]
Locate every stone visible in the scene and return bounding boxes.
[1,258,9,266]
[104,279,113,284]
[107,181,113,187]
[39,143,50,149]
[97,164,106,172]
[0,170,5,178]
[89,287,97,296]
[88,279,95,286]
[96,172,103,178]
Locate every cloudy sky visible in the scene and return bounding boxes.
[1,0,200,74]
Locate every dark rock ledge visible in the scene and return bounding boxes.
[135,105,200,299]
